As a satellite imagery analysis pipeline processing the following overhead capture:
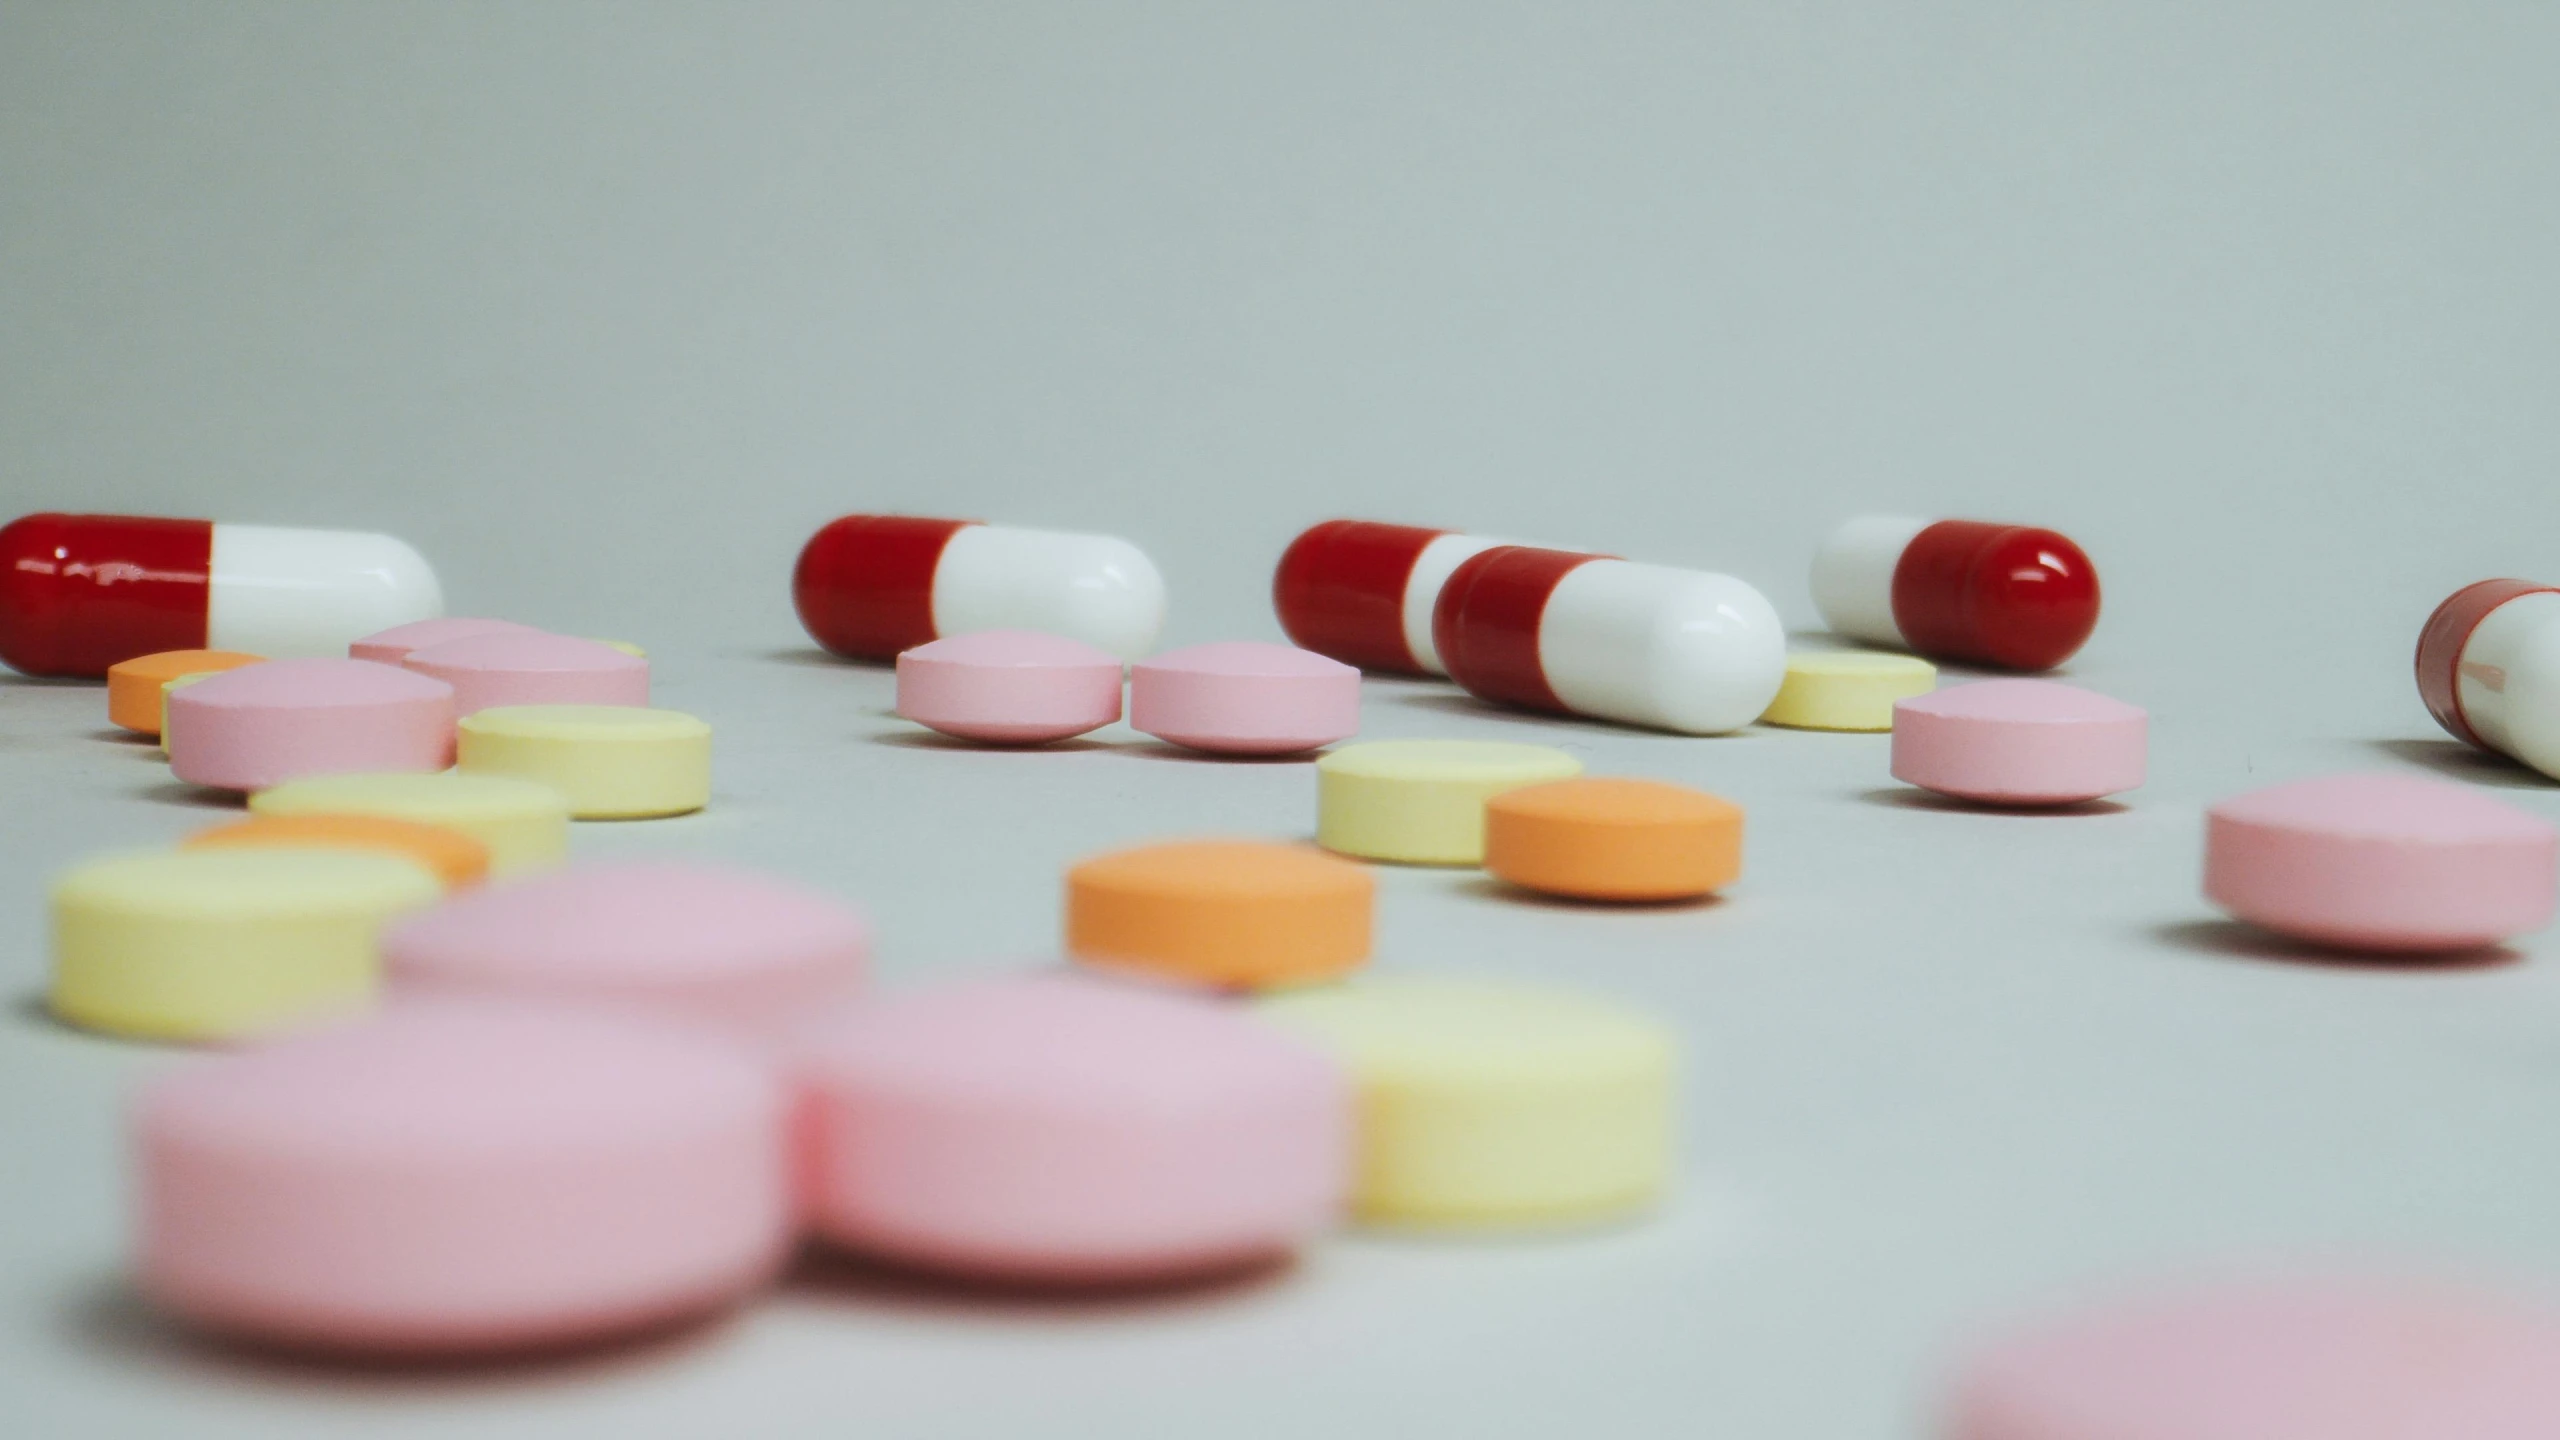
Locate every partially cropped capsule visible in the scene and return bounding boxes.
[0,513,442,678]
[1431,546,1785,734]
[793,515,1165,662]
[2417,579,2560,782]
[1811,515,2100,671]
[1272,519,1560,675]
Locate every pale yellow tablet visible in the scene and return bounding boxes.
[1758,650,1935,732]
[1315,739,1583,865]
[456,705,710,819]
[250,772,571,873]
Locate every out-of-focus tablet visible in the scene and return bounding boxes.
[251,771,571,874]
[1130,641,1360,755]
[590,638,647,657]
[894,629,1123,745]
[1316,739,1584,865]
[348,617,542,666]
[1759,650,1935,731]
[137,999,794,1354]
[1483,778,1743,901]
[1891,680,2147,806]
[165,658,456,792]
[184,814,491,890]
[50,848,442,1041]
[455,705,710,819]
[1066,840,1373,989]
[403,631,648,717]
[2204,772,2557,953]
[106,650,264,735]
[798,974,1345,1283]
[384,861,868,1040]
[1256,977,1676,1228]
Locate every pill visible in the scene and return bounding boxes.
[455,705,710,819]
[894,629,1125,744]
[1065,840,1373,989]
[1432,546,1787,734]
[137,999,793,1354]
[1316,739,1584,865]
[1892,680,2147,806]
[797,973,1346,1283]
[165,658,457,792]
[251,771,571,874]
[348,616,542,666]
[402,631,648,718]
[1811,514,2101,671]
[1947,1277,2560,1440]
[2415,578,2560,782]
[105,649,264,735]
[793,514,1166,662]
[384,861,867,1039]
[50,848,442,1041]
[1129,641,1361,755]
[0,511,442,677]
[1257,977,1677,1229]
[185,814,492,890]
[1272,518,1559,675]
[1759,650,1936,731]
[591,638,647,657]
[2204,772,2557,953]
[156,671,219,754]
[1483,778,1743,901]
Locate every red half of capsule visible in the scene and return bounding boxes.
[1271,520,1448,674]
[2416,578,2560,750]
[0,512,213,678]
[1432,545,1610,714]
[792,515,979,661]
[1890,520,2100,672]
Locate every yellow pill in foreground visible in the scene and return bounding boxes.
[456,705,711,819]
[1758,650,1936,732]
[1316,739,1583,865]
[251,772,571,874]
[1257,977,1677,1229]
[50,847,442,1042]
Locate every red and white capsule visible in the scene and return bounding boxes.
[1430,546,1786,734]
[0,513,443,678]
[793,516,1166,662]
[1272,519,1571,676]
[1811,515,2101,672]
[2416,579,2560,783]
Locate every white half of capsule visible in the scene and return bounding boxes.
[206,525,444,658]
[1534,560,1788,735]
[1400,533,1516,676]
[2458,589,2560,780]
[929,524,1167,661]
[1809,514,1928,650]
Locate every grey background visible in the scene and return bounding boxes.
[6,2,2560,1434]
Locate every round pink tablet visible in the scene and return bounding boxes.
[797,973,1347,1283]
[166,658,456,792]
[137,999,793,1354]
[1129,641,1361,755]
[384,861,870,1040]
[1892,679,2147,805]
[403,631,648,717]
[2205,772,2557,952]
[1948,1276,2560,1440]
[349,617,544,666]
[894,629,1124,745]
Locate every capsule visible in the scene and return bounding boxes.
[792,515,1165,662]
[1810,515,2100,671]
[1430,545,1785,735]
[0,513,443,678]
[1271,519,1570,676]
[2416,579,2560,782]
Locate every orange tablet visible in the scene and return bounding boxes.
[105,650,264,734]
[1065,840,1373,989]
[1483,778,1742,902]
[183,813,492,890]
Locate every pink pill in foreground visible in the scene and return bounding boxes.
[349,617,544,667]
[1130,641,1361,755]
[894,629,1124,745]
[137,999,794,1355]
[1891,679,2147,806]
[167,658,456,792]
[2204,772,2557,953]
[403,631,648,717]
[797,973,1347,1283]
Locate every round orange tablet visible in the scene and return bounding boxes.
[182,814,493,891]
[1065,840,1374,989]
[106,650,265,734]
[1483,778,1743,902]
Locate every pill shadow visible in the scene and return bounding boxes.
[783,1244,1297,1319]
[134,781,245,810]
[759,646,880,670]
[1113,741,1319,766]
[0,672,95,689]
[91,728,159,749]
[1856,787,2130,818]
[867,730,1111,754]
[1393,690,1739,740]
[2366,738,2556,790]
[1452,876,1724,915]
[2147,919,2523,973]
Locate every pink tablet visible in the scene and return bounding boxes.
[137,999,793,1354]
[1892,680,2147,806]
[384,861,871,1040]
[403,631,648,717]
[797,973,1346,1283]
[166,658,456,792]
[1129,641,1360,755]
[349,617,544,666]
[894,629,1124,744]
[2205,772,2557,952]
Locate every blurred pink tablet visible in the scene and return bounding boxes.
[895,629,1123,744]
[167,658,456,792]
[2205,772,2557,952]
[797,973,1346,1283]
[349,617,543,666]
[384,861,870,1040]
[137,999,793,1354]
[1130,641,1360,755]
[1892,679,2146,806]
[1948,1276,2560,1440]
[403,631,648,717]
